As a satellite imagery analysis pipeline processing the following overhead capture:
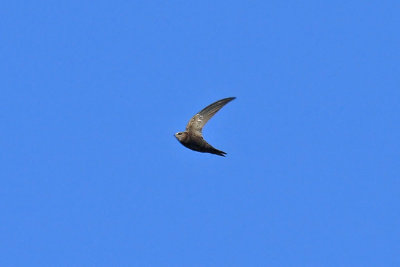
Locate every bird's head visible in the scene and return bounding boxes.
[174,131,188,142]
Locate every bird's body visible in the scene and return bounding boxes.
[175,97,235,156]
[177,132,227,156]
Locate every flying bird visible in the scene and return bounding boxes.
[174,97,236,156]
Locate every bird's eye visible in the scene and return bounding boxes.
[177,133,182,135]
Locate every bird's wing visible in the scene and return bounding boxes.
[186,97,235,135]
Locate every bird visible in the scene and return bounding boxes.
[174,97,236,156]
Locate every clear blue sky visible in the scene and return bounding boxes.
[1,1,399,266]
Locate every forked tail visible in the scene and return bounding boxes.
[210,147,227,157]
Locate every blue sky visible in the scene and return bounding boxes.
[1,1,399,266]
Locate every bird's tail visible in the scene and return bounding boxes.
[210,147,227,157]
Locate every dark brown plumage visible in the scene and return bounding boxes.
[174,97,236,156]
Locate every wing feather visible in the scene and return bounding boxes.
[186,97,235,134]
